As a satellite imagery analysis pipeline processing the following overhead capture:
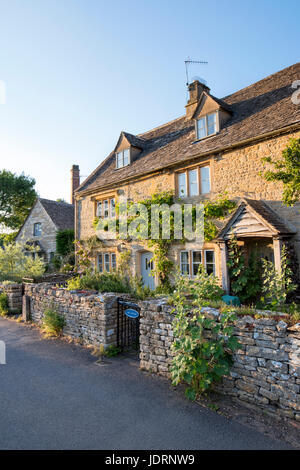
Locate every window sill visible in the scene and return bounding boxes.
[193,131,219,144]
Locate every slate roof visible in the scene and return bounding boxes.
[77,62,300,195]
[39,199,74,231]
[218,198,296,239]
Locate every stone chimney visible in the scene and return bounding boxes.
[70,164,80,205]
[185,80,210,119]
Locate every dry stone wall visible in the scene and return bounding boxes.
[23,285,300,421]
[0,283,22,313]
[139,300,300,421]
[24,283,126,348]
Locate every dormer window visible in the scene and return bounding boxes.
[116,148,130,168]
[196,112,218,140]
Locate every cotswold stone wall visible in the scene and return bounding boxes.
[24,283,125,348]
[23,285,300,421]
[139,300,300,421]
[0,283,22,313]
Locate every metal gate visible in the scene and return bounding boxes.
[117,299,140,352]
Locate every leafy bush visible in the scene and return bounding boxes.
[0,242,45,282]
[261,245,296,309]
[42,307,65,336]
[0,292,9,317]
[170,271,240,400]
[188,265,223,302]
[56,229,74,256]
[227,237,262,304]
[66,271,132,293]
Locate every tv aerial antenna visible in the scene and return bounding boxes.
[185,58,208,86]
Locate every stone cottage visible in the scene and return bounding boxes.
[16,198,75,263]
[74,63,300,293]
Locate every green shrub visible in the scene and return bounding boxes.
[0,292,9,317]
[103,345,122,357]
[42,307,65,336]
[66,271,132,293]
[170,271,240,400]
[0,242,45,282]
[227,237,262,304]
[188,265,223,303]
[261,245,296,309]
[56,229,74,257]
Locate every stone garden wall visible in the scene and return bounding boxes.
[0,283,23,313]
[24,283,126,348]
[139,300,300,422]
[23,285,300,421]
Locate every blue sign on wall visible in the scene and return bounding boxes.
[124,308,139,319]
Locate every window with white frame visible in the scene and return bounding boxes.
[200,166,210,194]
[196,112,217,140]
[116,148,130,168]
[178,172,187,197]
[180,251,189,275]
[188,169,198,196]
[177,165,210,197]
[97,252,117,272]
[33,223,42,237]
[96,198,116,219]
[180,249,215,276]
[192,251,202,276]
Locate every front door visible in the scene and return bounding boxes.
[141,252,155,290]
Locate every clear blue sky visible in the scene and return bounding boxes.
[0,0,299,202]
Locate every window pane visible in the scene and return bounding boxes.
[192,251,202,264]
[96,202,102,217]
[111,253,116,270]
[192,251,202,276]
[110,198,116,217]
[98,254,103,272]
[34,223,41,236]
[180,252,189,275]
[123,149,129,166]
[197,118,206,139]
[117,152,123,168]
[205,250,215,275]
[178,172,187,197]
[104,200,109,218]
[207,113,217,135]
[188,169,199,196]
[104,253,110,271]
[200,166,211,194]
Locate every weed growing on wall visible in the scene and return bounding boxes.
[41,306,65,337]
[0,292,9,317]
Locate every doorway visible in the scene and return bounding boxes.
[140,252,155,289]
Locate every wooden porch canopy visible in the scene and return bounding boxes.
[216,198,296,293]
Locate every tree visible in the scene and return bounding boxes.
[263,137,300,206]
[0,242,45,282]
[0,170,37,230]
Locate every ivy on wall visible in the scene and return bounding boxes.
[92,191,236,290]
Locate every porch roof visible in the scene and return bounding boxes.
[217,198,296,240]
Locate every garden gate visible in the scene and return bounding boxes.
[117,299,140,352]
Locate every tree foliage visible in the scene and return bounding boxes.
[0,242,45,282]
[56,229,75,256]
[0,170,37,230]
[263,137,300,206]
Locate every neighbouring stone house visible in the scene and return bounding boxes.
[15,198,75,263]
[75,63,300,294]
